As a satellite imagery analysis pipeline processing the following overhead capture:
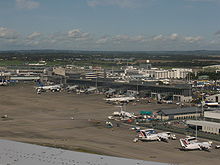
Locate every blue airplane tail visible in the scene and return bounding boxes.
[36,80,44,87]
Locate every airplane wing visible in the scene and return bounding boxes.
[198,143,212,151]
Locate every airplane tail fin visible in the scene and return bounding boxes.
[139,131,146,138]
[179,139,187,148]
[36,80,44,87]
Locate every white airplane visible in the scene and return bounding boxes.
[105,96,136,103]
[134,129,176,142]
[113,110,135,118]
[179,137,212,151]
[105,88,116,95]
[36,84,61,93]
[120,110,135,118]
[0,81,7,86]
[66,85,78,92]
[76,87,97,94]
[85,87,97,93]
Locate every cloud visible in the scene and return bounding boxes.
[87,0,146,8]
[25,40,40,46]
[0,27,208,50]
[7,39,18,43]
[214,30,220,36]
[169,33,179,40]
[210,40,217,44]
[152,34,165,41]
[68,29,90,41]
[184,36,203,43]
[0,27,19,39]
[49,39,57,44]
[27,32,41,39]
[111,34,147,43]
[151,33,203,43]
[130,35,146,42]
[112,35,130,42]
[96,36,109,44]
[16,0,40,10]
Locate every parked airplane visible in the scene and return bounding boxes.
[105,88,116,97]
[76,87,97,94]
[134,129,176,142]
[179,136,212,151]
[66,85,78,92]
[113,110,135,118]
[0,81,7,86]
[36,84,62,93]
[85,87,97,93]
[105,96,136,103]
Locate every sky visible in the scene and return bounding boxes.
[0,0,220,51]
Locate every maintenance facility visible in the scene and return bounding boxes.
[186,120,220,135]
[186,110,220,134]
[156,107,201,120]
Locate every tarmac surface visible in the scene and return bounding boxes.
[0,139,168,165]
[0,83,220,165]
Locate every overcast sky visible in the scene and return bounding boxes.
[0,0,220,51]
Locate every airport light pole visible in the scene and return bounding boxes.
[196,107,198,139]
[0,71,2,83]
[95,72,98,94]
[202,94,205,119]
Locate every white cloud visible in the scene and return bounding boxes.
[87,0,145,8]
[184,36,203,43]
[169,33,179,40]
[210,40,217,44]
[16,0,40,10]
[130,35,146,42]
[27,32,41,39]
[112,35,130,42]
[0,27,209,50]
[96,34,146,45]
[96,37,109,44]
[214,30,220,36]
[112,34,147,43]
[68,29,90,41]
[50,40,57,44]
[0,27,19,39]
[25,40,39,46]
[152,34,165,41]
[7,39,18,43]
[151,33,203,43]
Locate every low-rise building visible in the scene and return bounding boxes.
[10,76,40,81]
[53,67,66,76]
[157,107,201,120]
[206,94,220,103]
[173,94,192,103]
[168,68,192,79]
[186,120,220,134]
[204,110,220,122]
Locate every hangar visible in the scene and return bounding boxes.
[157,107,201,120]
[186,120,220,135]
